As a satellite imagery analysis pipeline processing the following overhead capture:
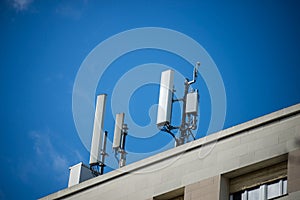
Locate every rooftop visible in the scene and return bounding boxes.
[41,103,300,200]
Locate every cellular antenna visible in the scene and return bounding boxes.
[89,94,108,175]
[157,62,200,146]
[156,69,174,127]
[113,113,128,168]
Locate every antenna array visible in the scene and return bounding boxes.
[89,95,129,176]
[87,61,200,177]
[157,62,200,146]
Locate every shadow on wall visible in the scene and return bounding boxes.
[289,137,300,164]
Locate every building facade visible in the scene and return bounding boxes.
[41,104,300,200]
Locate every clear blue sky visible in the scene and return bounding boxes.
[1,0,300,199]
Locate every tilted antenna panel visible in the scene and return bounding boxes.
[156,69,174,126]
[113,113,125,149]
[89,94,107,165]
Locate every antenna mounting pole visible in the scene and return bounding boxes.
[90,131,108,176]
[158,62,200,147]
[114,123,128,168]
[119,124,128,168]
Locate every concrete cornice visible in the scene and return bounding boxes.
[40,103,300,200]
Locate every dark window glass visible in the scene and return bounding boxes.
[231,191,242,200]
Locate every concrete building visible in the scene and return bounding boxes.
[41,103,300,200]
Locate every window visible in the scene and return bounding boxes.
[247,186,260,200]
[267,179,287,199]
[228,160,288,200]
[230,178,287,200]
[154,187,184,200]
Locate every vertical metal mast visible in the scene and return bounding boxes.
[99,131,108,175]
[177,79,189,146]
[177,62,200,146]
[119,124,128,168]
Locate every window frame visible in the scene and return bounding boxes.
[229,178,288,200]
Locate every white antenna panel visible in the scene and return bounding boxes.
[113,113,125,149]
[186,91,198,115]
[89,94,107,165]
[156,69,174,126]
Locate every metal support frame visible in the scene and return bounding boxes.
[90,131,108,176]
[114,124,128,168]
[160,62,200,147]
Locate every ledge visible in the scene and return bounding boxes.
[40,103,300,200]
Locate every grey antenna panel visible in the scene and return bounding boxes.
[89,94,107,165]
[113,113,125,149]
[156,69,174,126]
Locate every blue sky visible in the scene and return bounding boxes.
[1,0,300,199]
